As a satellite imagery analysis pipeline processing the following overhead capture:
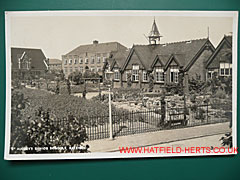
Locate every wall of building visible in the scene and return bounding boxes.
[188,48,213,81]
[62,52,110,77]
[207,43,232,70]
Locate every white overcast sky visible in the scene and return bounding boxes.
[10,14,233,59]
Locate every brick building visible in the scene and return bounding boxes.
[106,19,215,92]
[62,40,127,77]
[11,47,48,79]
[205,35,232,79]
[47,58,62,71]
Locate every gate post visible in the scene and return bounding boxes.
[160,96,166,126]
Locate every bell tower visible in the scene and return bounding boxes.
[148,18,162,45]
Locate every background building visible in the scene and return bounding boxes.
[47,58,62,71]
[62,40,127,77]
[11,47,48,79]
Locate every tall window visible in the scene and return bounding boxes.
[170,68,179,83]
[69,68,72,73]
[79,58,83,64]
[79,66,83,73]
[132,65,139,81]
[64,68,68,73]
[156,68,164,83]
[85,58,88,64]
[74,56,78,64]
[103,57,106,63]
[64,59,68,65]
[220,63,232,76]
[91,57,95,64]
[97,57,101,63]
[142,71,148,82]
[114,69,120,80]
[69,59,72,65]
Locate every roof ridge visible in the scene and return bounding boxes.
[11,47,42,50]
[163,38,208,45]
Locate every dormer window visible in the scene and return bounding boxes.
[142,71,148,82]
[156,68,164,83]
[114,69,120,80]
[132,65,139,82]
[170,68,179,83]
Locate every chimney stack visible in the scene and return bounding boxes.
[93,40,99,45]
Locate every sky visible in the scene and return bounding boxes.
[10,14,233,60]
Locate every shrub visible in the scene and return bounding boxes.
[213,88,226,99]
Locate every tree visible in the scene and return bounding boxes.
[68,71,83,85]
[148,73,154,92]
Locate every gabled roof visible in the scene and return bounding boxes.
[103,50,130,71]
[206,35,232,68]
[48,58,62,65]
[112,50,130,69]
[11,47,47,70]
[122,38,215,71]
[64,42,127,56]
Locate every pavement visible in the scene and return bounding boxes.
[86,122,231,152]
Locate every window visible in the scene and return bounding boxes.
[170,68,179,83]
[142,71,148,82]
[207,72,212,79]
[103,57,107,63]
[91,66,95,72]
[85,58,88,64]
[114,69,120,80]
[64,59,68,65]
[97,57,101,63]
[97,66,101,72]
[79,66,83,73]
[132,65,139,81]
[74,56,78,64]
[69,68,72,73]
[156,68,164,83]
[91,57,95,64]
[75,67,78,72]
[79,58,83,64]
[64,68,68,73]
[69,59,72,64]
[220,63,232,76]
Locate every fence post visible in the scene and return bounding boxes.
[206,102,208,123]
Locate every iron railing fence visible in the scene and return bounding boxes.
[33,103,231,141]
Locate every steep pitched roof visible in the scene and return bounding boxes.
[112,50,130,69]
[11,47,47,70]
[123,38,214,71]
[206,35,232,68]
[65,42,127,56]
[149,19,161,38]
[48,58,62,65]
[225,35,232,45]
